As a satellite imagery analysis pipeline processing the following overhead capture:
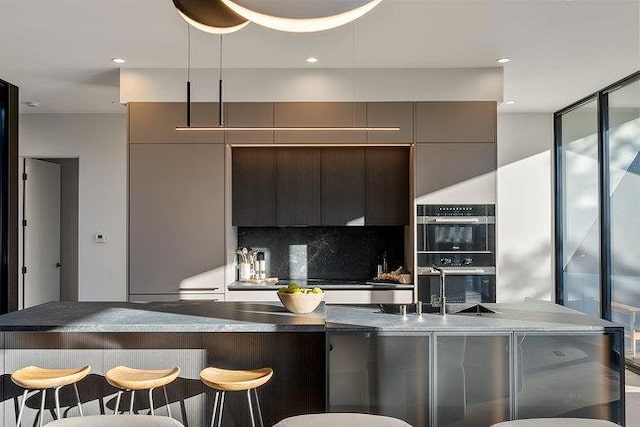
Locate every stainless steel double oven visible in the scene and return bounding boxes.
[416,204,495,304]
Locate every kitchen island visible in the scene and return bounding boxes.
[0,301,625,426]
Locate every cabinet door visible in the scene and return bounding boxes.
[129,144,225,295]
[321,148,365,226]
[232,148,277,226]
[365,148,410,225]
[277,148,321,226]
[274,102,366,143]
[225,102,274,144]
[366,102,414,144]
[416,101,496,143]
[129,102,224,144]
[415,142,496,204]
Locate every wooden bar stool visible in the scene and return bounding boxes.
[200,366,273,427]
[11,365,91,427]
[105,366,180,417]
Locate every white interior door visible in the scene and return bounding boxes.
[22,158,61,308]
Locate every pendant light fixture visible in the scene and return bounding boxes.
[219,0,383,33]
[173,0,249,34]
[175,13,399,133]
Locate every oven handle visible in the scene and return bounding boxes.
[433,218,480,224]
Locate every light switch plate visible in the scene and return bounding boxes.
[95,233,107,243]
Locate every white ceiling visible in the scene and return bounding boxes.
[0,0,638,114]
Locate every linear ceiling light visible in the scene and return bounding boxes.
[176,126,400,131]
[219,0,383,33]
[173,0,249,34]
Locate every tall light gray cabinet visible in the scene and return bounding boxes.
[414,101,497,204]
[128,103,226,302]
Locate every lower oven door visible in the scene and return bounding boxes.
[417,273,496,304]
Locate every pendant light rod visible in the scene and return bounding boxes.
[186,24,192,127]
[218,34,224,127]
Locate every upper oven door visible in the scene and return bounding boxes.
[417,217,494,252]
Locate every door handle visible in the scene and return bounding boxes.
[55,263,62,268]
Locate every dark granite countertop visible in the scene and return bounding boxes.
[0,301,622,333]
[325,302,623,333]
[0,301,326,332]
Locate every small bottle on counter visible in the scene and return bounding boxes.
[257,252,266,280]
[239,263,251,281]
[382,251,389,274]
[376,258,383,278]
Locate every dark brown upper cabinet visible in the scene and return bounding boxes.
[366,102,414,144]
[225,102,274,144]
[232,148,277,226]
[232,146,409,227]
[415,101,496,143]
[128,102,224,144]
[274,102,366,144]
[320,148,365,226]
[365,147,410,225]
[276,148,322,226]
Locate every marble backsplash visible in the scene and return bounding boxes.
[237,226,405,281]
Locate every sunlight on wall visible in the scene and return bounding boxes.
[496,113,553,303]
[497,150,553,302]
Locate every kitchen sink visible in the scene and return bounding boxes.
[378,303,498,315]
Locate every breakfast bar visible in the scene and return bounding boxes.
[0,301,625,426]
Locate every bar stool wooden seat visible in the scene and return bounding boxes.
[200,366,273,427]
[11,365,91,427]
[105,366,180,417]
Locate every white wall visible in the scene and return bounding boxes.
[496,113,554,302]
[19,114,127,301]
[121,67,503,103]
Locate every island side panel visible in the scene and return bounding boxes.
[514,331,625,425]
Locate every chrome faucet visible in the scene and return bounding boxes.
[432,266,447,316]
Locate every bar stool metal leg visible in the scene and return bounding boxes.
[247,389,256,427]
[149,387,155,416]
[217,391,225,427]
[39,389,47,427]
[16,389,29,427]
[210,391,220,427]
[253,388,264,427]
[163,385,172,418]
[114,390,123,415]
[54,386,62,419]
[73,383,84,416]
[129,390,136,415]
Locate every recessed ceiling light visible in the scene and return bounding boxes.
[505,100,516,105]
[306,57,318,63]
[497,58,511,64]
[24,101,40,108]
[111,58,126,64]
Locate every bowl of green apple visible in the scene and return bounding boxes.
[277,283,324,314]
